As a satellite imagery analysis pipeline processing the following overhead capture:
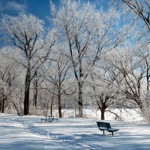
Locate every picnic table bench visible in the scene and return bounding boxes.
[17,112,23,117]
[41,116,58,122]
[97,121,119,136]
[51,116,58,122]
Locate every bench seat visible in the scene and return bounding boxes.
[108,128,119,132]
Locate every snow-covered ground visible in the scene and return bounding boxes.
[0,112,150,150]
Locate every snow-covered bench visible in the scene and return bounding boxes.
[96,122,119,136]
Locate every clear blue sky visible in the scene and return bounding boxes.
[0,0,52,24]
[0,0,108,21]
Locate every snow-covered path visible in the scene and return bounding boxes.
[0,114,150,150]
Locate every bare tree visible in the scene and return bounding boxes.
[109,48,149,112]
[123,0,150,30]
[51,1,99,117]
[43,48,74,117]
[52,56,71,118]
[86,56,122,120]
[51,0,128,117]
[0,48,22,113]
[114,0,150,123]
[1,14,55,115]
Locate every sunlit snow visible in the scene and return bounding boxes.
[0,111,150,150]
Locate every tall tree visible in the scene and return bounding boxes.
[51,0,126,117]
[51,1,98,117]
[1,14,55,115]
[50,55,71,118]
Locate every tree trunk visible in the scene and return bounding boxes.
[0,102,1,112]
[78,81,83,117]
[146,59,149,92]
[58,75,62,118]
[101,108,105,120]
[24,69,31,115]
[33,85,37,108]
[33,75,38,115]
[2,97,5,113]
[58,93,62,118]
[98,99,106,120]
[50,98,53,117]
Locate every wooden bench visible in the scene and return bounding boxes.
[96,122,119,136]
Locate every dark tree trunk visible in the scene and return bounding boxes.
[50,91,55,117]
[33,85,37,107]
[97,98,107,120]
[146,59,149,92]
[2,97,5,113]
[101,108,105,120]
[33,73,38,114]
[24,69,31,115]
[78,81,83,117]
[58,78,62,118]
[58,93,62,118]
[0,88,5,113]
[33,80,38,115]
[101,102,107,120]
[0,102,1,112]
[50,99,53,117]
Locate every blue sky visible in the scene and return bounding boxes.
[0,0,51,23]
[0,0,108,22]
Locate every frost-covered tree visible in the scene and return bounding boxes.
[0,47,23,113]
[87,58,121,120]
[51,1,97,117]
[109,48,149,112]
[122,0,150,31]
[121,0,150,123]
[44,49,71,118]
[1,14,55,115]
[51,0,127,117]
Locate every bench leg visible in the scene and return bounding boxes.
[103,130,105,135]
[112,132,113,136]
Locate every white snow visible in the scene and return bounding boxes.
[0,112,150,150]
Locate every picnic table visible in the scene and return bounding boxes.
[41,115,58,122]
